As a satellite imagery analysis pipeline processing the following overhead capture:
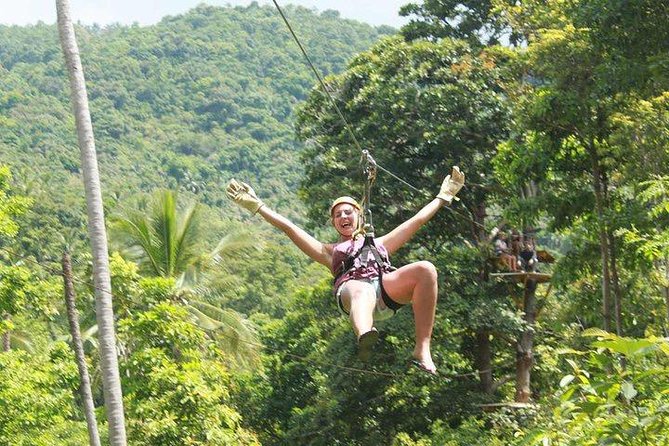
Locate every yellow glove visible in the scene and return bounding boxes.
[437,166,465,203]
[226,179,264,214]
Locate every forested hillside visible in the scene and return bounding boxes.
[0,3,389,233]
[1,1,668,445]
[1,3,389,327]
[0,4,391,443]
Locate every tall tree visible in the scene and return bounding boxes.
[55,1,127,444]
[296,36,516,392]
[494,0,669,336]
[400,0,516,45]
[62,251,101,446]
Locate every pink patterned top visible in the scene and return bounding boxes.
[331,236,391,292]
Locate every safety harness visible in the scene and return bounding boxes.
[333,234,403,315]
[333,151,405,315]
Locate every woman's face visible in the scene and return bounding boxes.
[331,203,359,237]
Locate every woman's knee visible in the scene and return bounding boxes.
[416,260,438,282]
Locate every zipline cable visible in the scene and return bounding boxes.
[272,0,411,175]
[371,153,489,232]
[271,1,489,233]
[223,329,510,380]
[272,0,364,155]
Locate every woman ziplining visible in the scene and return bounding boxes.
[226,165,464,375]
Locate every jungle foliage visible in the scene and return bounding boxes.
[0,1,668,445]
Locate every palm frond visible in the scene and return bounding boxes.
[81,324,99,349]
[173,201,203,278]
[110,190,265,369]
[111,211,164,276]
[154,190,179,277]
[187,300,262,371]
[210,231,259,264]
[9,330,34,353]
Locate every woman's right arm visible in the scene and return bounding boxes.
[226,179,332,269]
[257,206,332,268]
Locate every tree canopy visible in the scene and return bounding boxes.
[1,2,668,445]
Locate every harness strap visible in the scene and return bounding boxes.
[379,276,403,311]
[338,291,348,314]
[334,235,390,279]
[334,235,404,314]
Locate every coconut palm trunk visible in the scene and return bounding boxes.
[56,1,127,444]
[2,313,10,351]
[62,252,102,446]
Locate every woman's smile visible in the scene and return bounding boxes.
[332,204,359,236]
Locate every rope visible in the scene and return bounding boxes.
[272,1,490,234]
[271,0,364,155]
[236,329,510,380]
[373,155,488,231]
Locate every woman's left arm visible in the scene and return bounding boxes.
[379,166,464,255]
[378,198,445,254]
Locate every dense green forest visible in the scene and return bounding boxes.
[1,1,668,445]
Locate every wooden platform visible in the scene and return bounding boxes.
[489,272,552,283]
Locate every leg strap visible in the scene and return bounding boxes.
[338,289,350,316]
[379,275,404,312]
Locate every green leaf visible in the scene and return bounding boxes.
[560,386,576,401]
[621,381,638,401]
[555,348,587,355]
[559,374,575,388]
[577,401,603,415]
[582,327,615,339]
[565,358,579,371]
[658,341,669,356]
[592,338,656,356]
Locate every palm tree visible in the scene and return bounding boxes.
[113,189,261,369]
[56,1,127,444]
[62,251,101,446]
[1,327,34,352]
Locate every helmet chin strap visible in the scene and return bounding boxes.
[351,219,364,240]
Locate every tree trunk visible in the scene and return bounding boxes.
[589,148,612,332]
[56,2,127,444]
[475,330,493,393]
[665,258,669,337]
[473,203,494,393]
[2,313,10,352]
[515,279,537,402]
[602,167,622,337]
[608,230,623,336]
[62,252,102,446]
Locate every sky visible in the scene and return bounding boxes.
[1,1,411,28]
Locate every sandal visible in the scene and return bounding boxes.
[410,359,439,376]
[357,328,379,362]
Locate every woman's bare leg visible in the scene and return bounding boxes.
[339,281,377,338]
[382,261,439,371]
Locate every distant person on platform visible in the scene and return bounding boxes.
[493,231,518,272]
